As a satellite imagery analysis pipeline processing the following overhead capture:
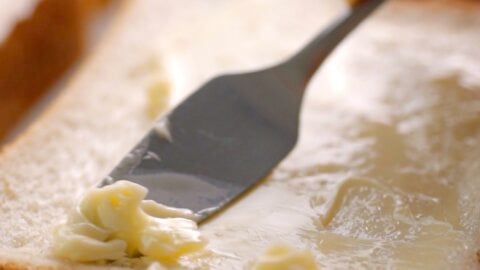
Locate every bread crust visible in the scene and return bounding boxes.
[0,0,110,143]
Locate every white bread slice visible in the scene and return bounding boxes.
[1,0,480,269]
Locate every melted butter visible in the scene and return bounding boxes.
[252,245,318,270]
[192,42,480,268]
[319,177,389,227]
[311,177,468,268]
[53,181,206,265]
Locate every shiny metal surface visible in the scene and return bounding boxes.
[102,0,386,221]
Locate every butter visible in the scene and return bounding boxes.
[146,262,167,270]
[319,177,389,227]
[53,181,206,265]
[146,79,170,119]
[311,175,470,268]
[252,245,318,270]
[127,55,171,120]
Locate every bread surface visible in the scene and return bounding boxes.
[1,0,479,269]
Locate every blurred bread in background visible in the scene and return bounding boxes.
[0,0,112,143]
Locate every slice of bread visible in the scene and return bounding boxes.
[0,0,110,142]
[1,0,479,269]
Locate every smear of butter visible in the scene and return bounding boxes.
[142,57,171,120]
[128,55,171,120]
[311,175,469,269]
[252,245,318,270]
[147,78,171,119]
[53,180,206,265]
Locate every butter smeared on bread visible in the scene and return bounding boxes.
[53,181,205,266]
[0,0,110,142]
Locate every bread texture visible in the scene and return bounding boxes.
[1,0,480,269]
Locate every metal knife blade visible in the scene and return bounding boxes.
[100,0,385,222]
